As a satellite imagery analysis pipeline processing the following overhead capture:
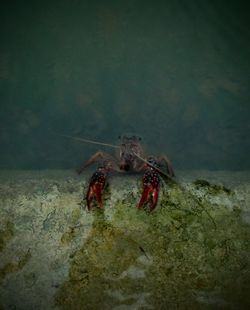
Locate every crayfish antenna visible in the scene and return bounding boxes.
[55,133,119,149]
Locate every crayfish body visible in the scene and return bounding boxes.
[77,134,175,211]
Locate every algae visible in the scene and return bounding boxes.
[55,183,250,309]
[55,210,143,309]
[0,249,31,285]
[60,207,84,245]
[61,227,77,245]
[0,221,14,252]
[71,207,82,225]
[0,171,249,309]
[193,179,232,194]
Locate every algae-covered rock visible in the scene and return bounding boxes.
[0,249,31,285]
[193,179,232,194]
[55,210,145,309]
[60,227,77,245]
[55,180,250,309]
[0,170,250,309]
[0,221,14,252]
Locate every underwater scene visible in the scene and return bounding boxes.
[1,0,250,309]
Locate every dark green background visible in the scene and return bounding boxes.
[0,0,249,170]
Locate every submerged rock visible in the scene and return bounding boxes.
[0,170,249,309]
[193,178,232,194]
[0,221,14,252]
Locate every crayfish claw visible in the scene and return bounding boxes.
[137,158,161,212]
[137,186,160,212]
[137,186,151,209]
[85,165,108,210]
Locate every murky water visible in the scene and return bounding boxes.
[0,1,250,171]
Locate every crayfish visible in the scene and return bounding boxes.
[60,134,175,211]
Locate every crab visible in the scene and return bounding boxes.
[73,134,175,211]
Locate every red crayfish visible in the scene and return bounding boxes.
[60,134,175,211]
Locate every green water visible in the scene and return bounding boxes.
[0,0,250,170]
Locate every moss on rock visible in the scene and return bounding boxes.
[193,179,232,194]
[55,181,250,309]
[0,249,31,285]
[0,221,14,252]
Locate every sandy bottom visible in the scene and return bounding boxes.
[0,170,250,310]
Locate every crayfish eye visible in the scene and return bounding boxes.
[119,163,130,171]
[123,164,130,171]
